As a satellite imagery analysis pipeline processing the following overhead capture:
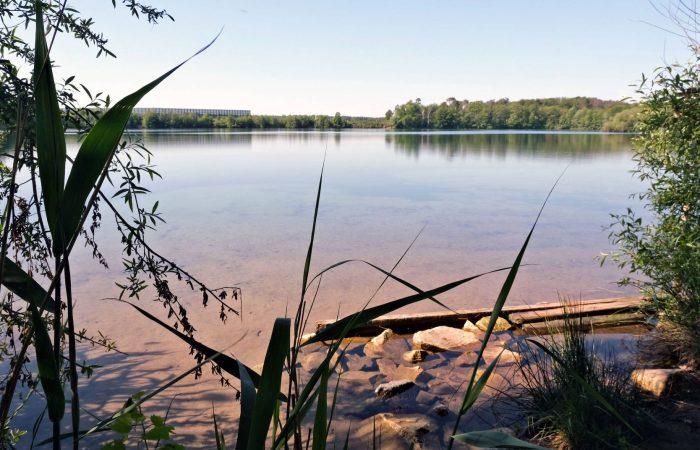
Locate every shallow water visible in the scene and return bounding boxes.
[20,130,645,446]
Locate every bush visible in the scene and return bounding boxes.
[512,303,647,449]
[606,58,700,334]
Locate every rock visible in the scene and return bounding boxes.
[300,351,340,372]
[364,330,410,358]
[415,389,439,407]
[375,379,416,399]
[413,326,480,352]
[462,320,481,333]
[377,359,423,382]
[631,368,686,397]
[476,316,512,332]
[454,351,485,367]
[299,332,316,345]
[376,413,432,446]
[344,353,377,372]
[481,345,521,365]
[372,328,395,346]
[342,370,382,385]
[404,349,429,363]
[433,403,449,417]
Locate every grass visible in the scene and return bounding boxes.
[510,300,648,449]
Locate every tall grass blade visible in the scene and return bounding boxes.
[213,407,226,450]
[526,338,640,437]
[1,256,56,313]
[302,156,324,296]
[235,361,255,450]
[459,351,502,414]
[305,266,509,345]
[28,305,64,422]
[311,365,330,450]
[60,32,220,246]
[449,173,565,449]
[247,318,290,449]
[452,430,549,449]
[33,3,66,252]
[121,301,285,399]
[306,258,458,314]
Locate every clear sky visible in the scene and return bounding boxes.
[47,0,693,116]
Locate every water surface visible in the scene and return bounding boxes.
[59,130,642,445]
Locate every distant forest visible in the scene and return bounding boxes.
[126,97,638,132]
[388,97,638,132]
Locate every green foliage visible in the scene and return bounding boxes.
[606,58,700,332]
[100,393,184,450]
[512,305,646,449]
[390,97,637,131]
[127,112,384,129]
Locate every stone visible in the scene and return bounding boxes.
[413,326,480,352]
[376,413,432,446]
[631,368,686,397]
[299,332,316,345]
[415,389,439,407]
[299,351,340,372]
[377,359,423,382]
[344,353,377,372]
[481,345,521,365]
[364,329,410,358]
[404,349,429,363]
[475,316,512,332]
[375,379,416,399]
[433,403,449,417]
[454,351,480,367]
[462,320,481,333]
[372,328,395,346]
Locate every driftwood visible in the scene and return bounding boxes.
[508,297,643,325]
[520,312,648,335]
[315,296,645,337]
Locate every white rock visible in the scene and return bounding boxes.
[462,320,481,333]
[413,326,480,352]
[631,368,685,397]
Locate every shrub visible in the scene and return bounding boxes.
[605,57,700,352]
[511,303,647,449]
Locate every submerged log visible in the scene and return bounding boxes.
[520,312,648,335]
[315,296,644,337]
[508,296,643,325]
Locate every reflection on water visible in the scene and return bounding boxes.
[386,131,632,159]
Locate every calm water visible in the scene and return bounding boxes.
[50,130,643,445]
[66,130,642,356]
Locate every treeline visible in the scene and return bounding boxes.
[388,97,639,132]
[126,111,385,130]
[125,97,639,131]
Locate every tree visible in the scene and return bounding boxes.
[606,57,700,364]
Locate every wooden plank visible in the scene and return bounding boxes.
[314,296,644,337]
[508,297,643,325]
[520,312,648,335]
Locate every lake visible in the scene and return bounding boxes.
[67,129,643,359]
[48,130,644,445]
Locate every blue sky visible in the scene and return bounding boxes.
[49,0,692,116]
